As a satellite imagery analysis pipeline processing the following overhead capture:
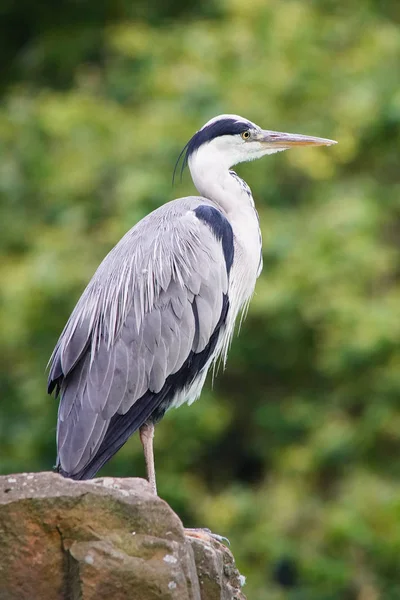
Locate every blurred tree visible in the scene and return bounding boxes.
[1,0,400,598]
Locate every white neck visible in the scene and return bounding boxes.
[188,143,254,216]
[188,137,263,354]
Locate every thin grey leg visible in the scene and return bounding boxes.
[139,422,157,495]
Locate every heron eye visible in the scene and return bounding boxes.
[241,130,251,140]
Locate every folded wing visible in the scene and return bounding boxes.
[48,199,234,479]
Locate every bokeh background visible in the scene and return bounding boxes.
[1,0,400,598]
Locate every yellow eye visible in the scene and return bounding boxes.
[241,131,251,140]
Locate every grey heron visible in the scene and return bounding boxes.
[48,114,336,494]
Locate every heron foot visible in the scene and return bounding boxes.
[184,527,230,546]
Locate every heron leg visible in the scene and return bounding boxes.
[139,422,157,495]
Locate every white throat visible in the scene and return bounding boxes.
[188,142,254,215]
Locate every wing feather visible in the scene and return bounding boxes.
[58,353,90,422]
[193,295,215,352]
[49,198,234,477]
[60,325,89,376]
[101,341,130,419]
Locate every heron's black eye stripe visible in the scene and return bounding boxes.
[241,131,250,140]
[174,118,253,182]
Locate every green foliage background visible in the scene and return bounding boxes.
[1,1,400,597]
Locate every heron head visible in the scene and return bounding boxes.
[176,114,336,177]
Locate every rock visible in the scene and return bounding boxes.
[0,472,246,600]
[188,536,246,600]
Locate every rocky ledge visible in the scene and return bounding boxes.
[0,472,246,600]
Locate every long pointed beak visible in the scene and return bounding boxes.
[256,130,337,148]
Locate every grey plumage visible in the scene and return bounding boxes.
[49,197,231,477]
[48,114,336,487]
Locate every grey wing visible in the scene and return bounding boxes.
[48,199,234,478]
